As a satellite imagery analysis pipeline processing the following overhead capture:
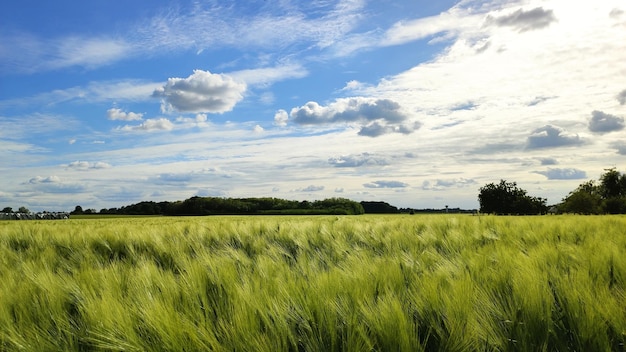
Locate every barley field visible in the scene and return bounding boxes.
[0,215,624,351]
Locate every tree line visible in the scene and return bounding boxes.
[73,197,365,216]
[478,168,626,215]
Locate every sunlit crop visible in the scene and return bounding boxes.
[0,215,624,351]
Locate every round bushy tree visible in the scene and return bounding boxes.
[478,180,547,215]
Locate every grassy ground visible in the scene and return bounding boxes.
[0,215,624,351]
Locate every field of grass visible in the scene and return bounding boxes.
[0,214,624,351]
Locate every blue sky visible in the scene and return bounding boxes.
[1,0,625,212]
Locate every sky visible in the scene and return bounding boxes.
[1,0,625,212]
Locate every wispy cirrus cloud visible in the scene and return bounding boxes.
[229,64,308,87]
[0,33,129,73]
[0,80,161,109]
[0,0,365,73]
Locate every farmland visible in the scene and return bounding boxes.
[0,215,625,351]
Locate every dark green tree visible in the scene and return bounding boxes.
[478,180,547,215]
[559,168,626,214]
[559,180,602,214]
[599,168,626,214]
[1,207,13,213]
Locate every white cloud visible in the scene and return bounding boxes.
[274,110,289,127]
[253,125,264,133]
[153,70,247,114]
[288,97,419,137]
[118,118,174,132]
[107,108,143,121]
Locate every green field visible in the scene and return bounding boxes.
[0,215,624,351]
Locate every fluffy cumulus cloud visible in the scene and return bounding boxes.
[363,180,409,188]
[118,118,174,132]
[588,110,624,133]
[107,108,143,121]
[526,125,583,149]
[153,70,246,113]
[328,152,389,168]
[273,110,289,127]
[485,7,557,32]
[288,97,419,137]
[534,168,587,180]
